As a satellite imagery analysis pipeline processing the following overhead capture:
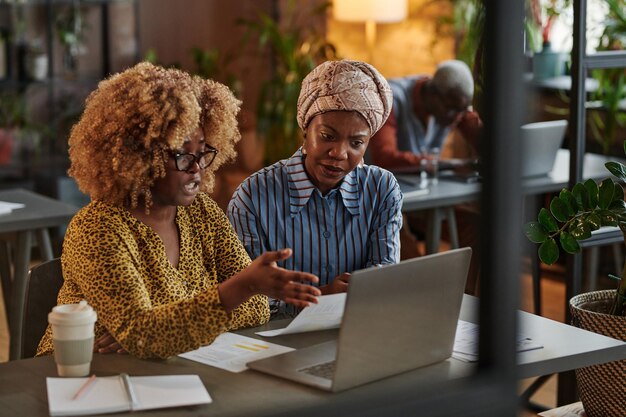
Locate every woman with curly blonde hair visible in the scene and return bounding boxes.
[37,62,320,359]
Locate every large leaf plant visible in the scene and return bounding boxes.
[524,141,626,316]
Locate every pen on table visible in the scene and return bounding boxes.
[121,373,139,409]
[72,374,96,400]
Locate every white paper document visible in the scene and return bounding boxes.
[538,401,586,417]
[452,320,543,362]
[179,332,294,372]
[256,293,347,337]
[0,201,25,215]
[47,374,211,416]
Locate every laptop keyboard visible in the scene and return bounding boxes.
[298,360,336,380]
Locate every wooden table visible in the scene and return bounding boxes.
[1,295,623,416]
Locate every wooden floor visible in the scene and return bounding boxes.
[0,252,617,415]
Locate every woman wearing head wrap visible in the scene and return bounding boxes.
[228,60,403,316]
[36,62,320,359]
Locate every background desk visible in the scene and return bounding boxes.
[398,149,624,255]
[0,189,78,361]
[1,295,623,417]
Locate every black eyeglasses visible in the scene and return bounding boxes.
[168,146,218,171]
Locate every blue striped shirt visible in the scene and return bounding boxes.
[227,148,403,286]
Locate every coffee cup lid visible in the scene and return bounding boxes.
[48,301,97,326]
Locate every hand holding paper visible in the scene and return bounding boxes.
[256,293,346,337]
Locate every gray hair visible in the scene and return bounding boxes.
[431,60,474,99]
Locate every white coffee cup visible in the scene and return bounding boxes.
[48,301,97,377]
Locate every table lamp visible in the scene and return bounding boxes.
[333,0,407,63]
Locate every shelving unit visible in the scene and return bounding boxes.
[559,0,626,406]
[0,0,139,195]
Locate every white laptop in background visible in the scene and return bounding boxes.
[246,247,472,392]
[520,119,568,177]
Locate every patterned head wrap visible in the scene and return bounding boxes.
[296,60,392,135]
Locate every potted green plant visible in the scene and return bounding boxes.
[524,142,626,416]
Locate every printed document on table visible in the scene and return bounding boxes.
[256,293,346,337]
[452,320,543,362]
[179,332,294,373]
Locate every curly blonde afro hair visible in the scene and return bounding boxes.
[68,62,241,211]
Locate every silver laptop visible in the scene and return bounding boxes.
[521,119,567,177]
[247,247,472,392]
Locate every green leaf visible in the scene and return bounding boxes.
[570,224,592,240]
[539,238,559,265]
[585,212,602,231]
[560,232,581,254]
[614,183,625,202]
[584,179,599,208]
[598,178,615,209]
[610,199,626,210]
[599,209,619,227]
[559,189,578,215]
[572,183,591,210]
[524,222,549,243]
[605,161,626,182]
[538,207,558,232]
[550,196,569,222]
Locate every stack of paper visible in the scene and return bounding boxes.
[452,320,543,362]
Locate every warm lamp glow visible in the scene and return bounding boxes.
[333,0,407,23]
[333,0,407,63]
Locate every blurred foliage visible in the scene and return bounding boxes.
[238,0,338,164]
[142,47,241,98]
[526,0,572,49]
[429,0,483,68]
[191,47,242,98]
[0,91,29,129]
[588,0,626,155]
[425,0,485,114]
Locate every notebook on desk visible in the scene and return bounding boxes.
[247,247,472,392]
[521,119,568,177]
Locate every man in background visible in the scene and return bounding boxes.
[370,60,482,294]
[369,59,482,169]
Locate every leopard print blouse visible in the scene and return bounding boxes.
[37,192,269,359]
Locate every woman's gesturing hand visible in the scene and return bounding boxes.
[320,272,350,295]
[219,248,321,312]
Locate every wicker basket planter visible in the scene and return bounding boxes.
[569,290,626,417]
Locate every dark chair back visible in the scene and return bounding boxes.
[20,258,63,359]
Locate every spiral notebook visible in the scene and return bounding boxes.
[46,374,212,416]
